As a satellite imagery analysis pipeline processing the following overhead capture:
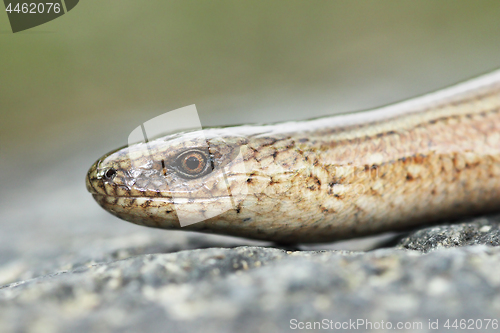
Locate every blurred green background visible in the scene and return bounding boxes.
[1,1,500,267]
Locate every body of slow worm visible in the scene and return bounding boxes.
[87,70,500,243]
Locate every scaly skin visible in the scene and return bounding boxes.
[86,70,500,243]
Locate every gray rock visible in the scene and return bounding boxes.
[398,215,500,252]
[3,215,500,332]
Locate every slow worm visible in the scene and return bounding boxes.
[86,69,500,243]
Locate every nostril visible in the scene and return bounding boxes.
[104,168,117,180]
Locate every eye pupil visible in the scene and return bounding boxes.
[175,150,210,179]
[185,156,200,170]
[104,168,116,180]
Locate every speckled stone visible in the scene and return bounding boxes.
[398,214,500,252]
[3,215,500,333]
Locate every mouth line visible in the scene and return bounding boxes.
[92,194,172,199]
[91,193,243,201]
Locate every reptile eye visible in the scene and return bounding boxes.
[104,168,116,180]
[175,150,212,179]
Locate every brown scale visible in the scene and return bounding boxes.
[87,69,500,243]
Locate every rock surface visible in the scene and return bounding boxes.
[2,215,500,333]
[398,215,500,252]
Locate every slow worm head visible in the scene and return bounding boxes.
[87,70,500,243]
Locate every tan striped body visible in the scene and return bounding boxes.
[87,70,500,243]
